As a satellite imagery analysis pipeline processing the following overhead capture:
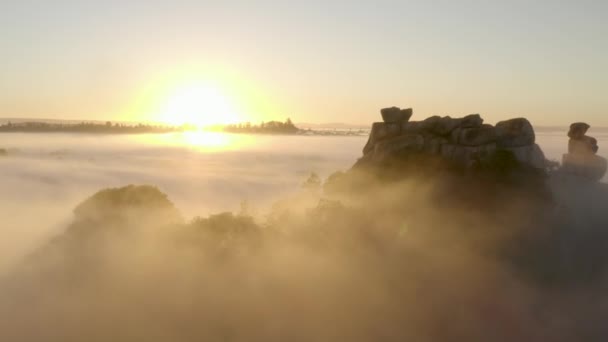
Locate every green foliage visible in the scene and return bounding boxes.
[182,212,263,258]
[72,185,182,228]
[0,121,180,134]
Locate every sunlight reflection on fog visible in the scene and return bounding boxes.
[0,131,605,272]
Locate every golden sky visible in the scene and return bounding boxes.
[1,1,607,126]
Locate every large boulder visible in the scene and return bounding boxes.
[422,114,483,135]
[363,122,401,154]
[372,134,425,162]
[381,107,413,123]
[496,118,535,147]
[561,122,605,181]
[451,125,497,146]
[429,116,462,136]
[461,114,484,128]
[568,122,590,140]
[420,116,442,132]
[502,144,546,169]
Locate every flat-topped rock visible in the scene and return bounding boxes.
[381,107,413,123]
[568,122,590,140]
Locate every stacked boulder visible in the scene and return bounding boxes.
[359,107,546,170]
[561,123,607,181]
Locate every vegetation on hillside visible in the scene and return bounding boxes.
[3,157,608,340]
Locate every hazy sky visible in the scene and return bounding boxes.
[1,0,606,126]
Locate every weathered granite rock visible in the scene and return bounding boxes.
[569,136,598,155]
[429,116,462,136]
[360,108,546,171]
[451,125,497,146]
[441,143,497,167]
[562,153,607,182]
[401,121,423,135]
[372,134,425,162]
[496,118,535,147]
[568,123,590,140]
[400,108,413,120]
[503,144,546,169]
[423,135,449,155]
[461,114,484,128]
[561,122,605,181]
[420,116,442,132]
[363,122,401,154]
[381,107,413,123]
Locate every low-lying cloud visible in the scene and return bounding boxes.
[0,131,607,341]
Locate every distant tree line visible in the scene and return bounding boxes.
[0,119,301,135]
[0,121,184,134]
[223,118,299,134]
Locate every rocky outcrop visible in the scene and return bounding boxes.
[561,123,607,181]
[358,107,546,170]
[380,107,413,123]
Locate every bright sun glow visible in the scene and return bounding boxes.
[157,83,241,127]
[139,131,253,152]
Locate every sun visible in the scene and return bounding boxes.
[157,82,241,127]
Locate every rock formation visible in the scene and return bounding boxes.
[359,107,546,170]
[561,123,607,181]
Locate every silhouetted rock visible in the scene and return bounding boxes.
[451,125,497,146]
[568,122,590,139]
[496,118,535,147]
[381,107,412,123]
[401,121,423,135]
[357,108,547,172]
[461,114,484,128]
[372,134,425,161]
[569,136,598,155]
[440,143,497,167]
[423,135,449,154]
[562,123,605,181]
[420,115,441,132]
[363,122,402,154]
[504,144,546,169]
[428,116,462,135]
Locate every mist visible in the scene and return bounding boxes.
[1,131,607,341]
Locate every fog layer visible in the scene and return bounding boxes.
[0,132,607,341]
